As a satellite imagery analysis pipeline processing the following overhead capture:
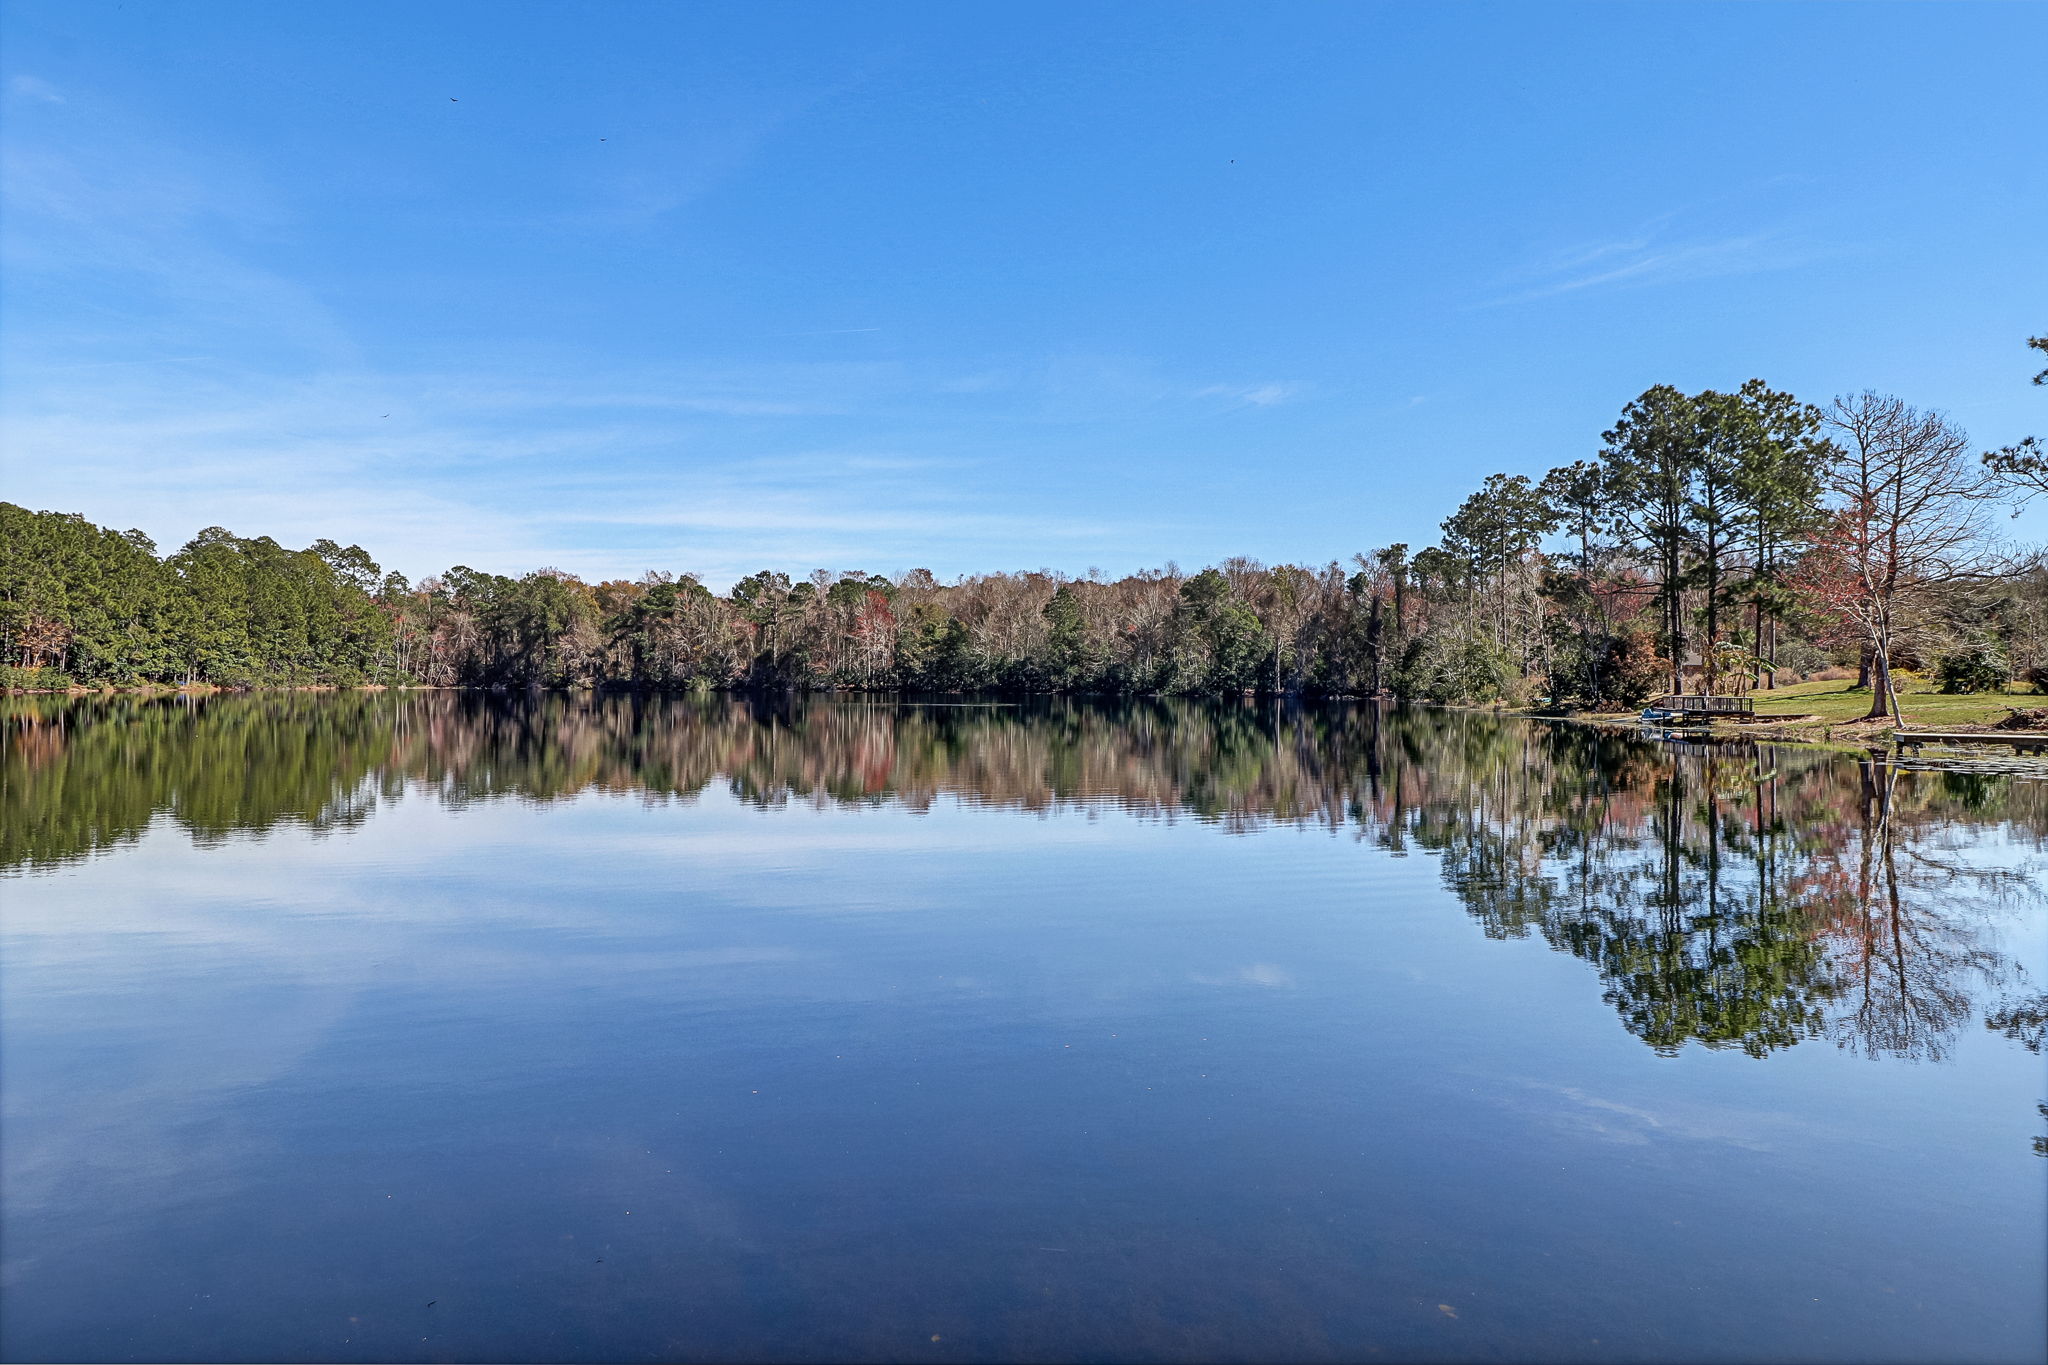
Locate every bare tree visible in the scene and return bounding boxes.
[1803,393,2006,720]
[1254,564,1318,694]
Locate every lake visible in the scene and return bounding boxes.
[3,693,2043,1363]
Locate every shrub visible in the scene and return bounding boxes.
[1934,644,2009,694]
[1601,629,1667,706]
[1394,626,1515,705]
[1773,639,1829,679]
[0,666,76,690]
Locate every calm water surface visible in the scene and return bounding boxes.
[3,694,2043,1363]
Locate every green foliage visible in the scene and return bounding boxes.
[166,528,391,685]
[614,574,729,688]
[1592,381,1833,693]
[0,503,170,682]
[1041,584,1101,689]
[0,666,75,690]
[1166,570,1267,693]
[1935,644,2010,694]
[894,602,980,690]
[1395,625,1516,704]
[1,503,393,687]
[1442,473,1556,586]
[826,573,895,608]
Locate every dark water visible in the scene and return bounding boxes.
[3,693,2043,1364]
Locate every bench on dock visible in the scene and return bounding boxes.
[1894,730,2048,756]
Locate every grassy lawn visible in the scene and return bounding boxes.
[1750,677,2041,727]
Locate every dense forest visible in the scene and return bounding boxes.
[6,341,2043,713]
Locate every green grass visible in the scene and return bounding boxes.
[1750,676,2040,727]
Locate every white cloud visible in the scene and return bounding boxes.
[7,74,65,104]
[0,91,1204,584]
[1196,380,1309,408]
[0,355,1155,586]
[1190,962,1295,989]
[1485,201,1824,307]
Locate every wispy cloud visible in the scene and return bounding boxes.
[1,85,352,368]
[546,63,880,233]
[1198,380,1309,408]
[1189,962,1295,988]
[1031,356,1312,421]
[0,84,1209,584]
[936,370,1010,394]
[7,75,66,104]
[1485,207,1821,306]
[0,355,1160,586]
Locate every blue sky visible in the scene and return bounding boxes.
[2,1,2042,588]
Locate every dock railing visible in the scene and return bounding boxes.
[1645,694,1755,717]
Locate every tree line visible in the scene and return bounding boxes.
[5,339,2041,713]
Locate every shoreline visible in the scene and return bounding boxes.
[13,682,2048,767]
[1485,701,2048,763]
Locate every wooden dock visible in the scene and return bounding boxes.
[1641,694,1755,725]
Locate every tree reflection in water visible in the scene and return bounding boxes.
[8,691,2042,1075]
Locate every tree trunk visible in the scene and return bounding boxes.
[1366,597,1383,696]
[1865,656,1892,719]
[1865,630,1903,722]
[1753,597,1766,692]
[1702,540,1720,695]
[1666,534,1685,696]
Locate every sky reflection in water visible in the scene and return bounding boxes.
[3,694,2044,1363]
